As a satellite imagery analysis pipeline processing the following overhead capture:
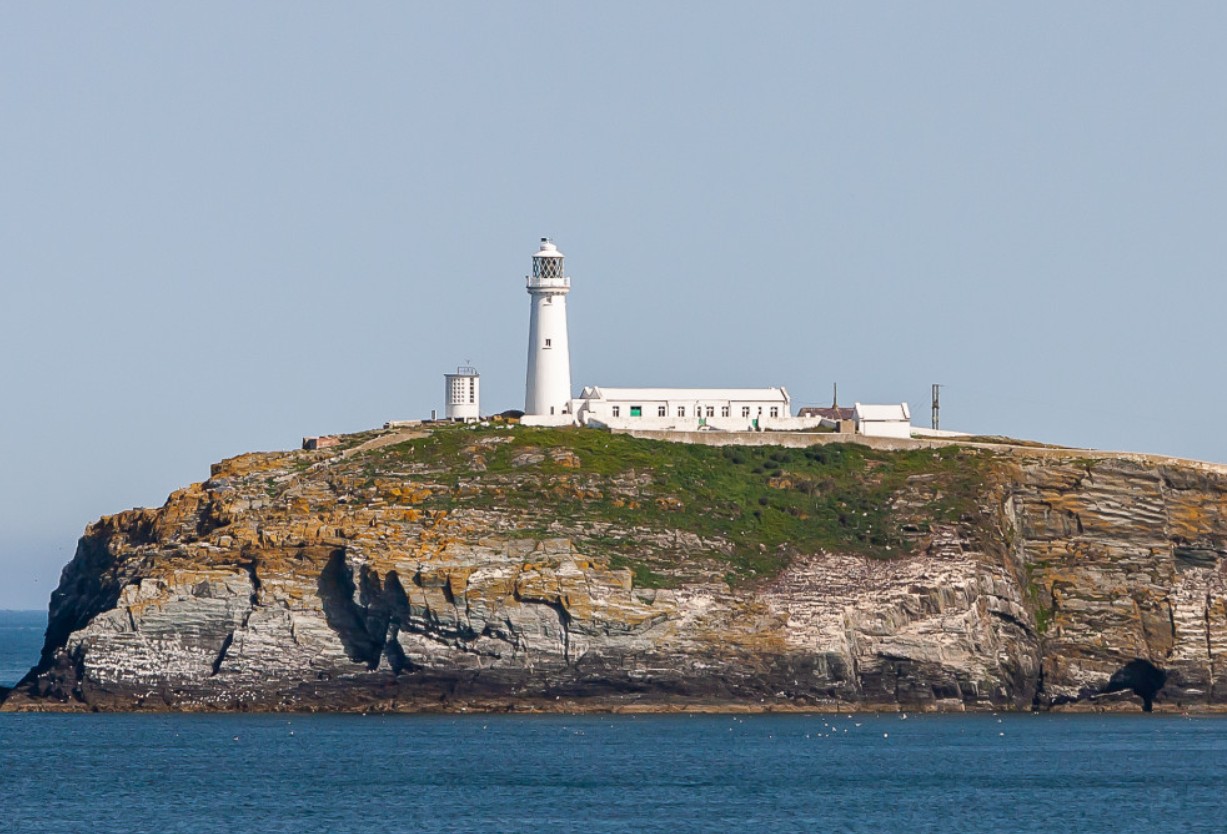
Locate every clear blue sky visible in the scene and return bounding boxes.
[3,3,1225,609]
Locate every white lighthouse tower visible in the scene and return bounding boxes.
[524,238,573,418]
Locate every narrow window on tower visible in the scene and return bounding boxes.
[545,338,552,348]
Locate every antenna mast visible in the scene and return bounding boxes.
[931,383,942,431]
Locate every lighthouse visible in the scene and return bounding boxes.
[524,238,573,417]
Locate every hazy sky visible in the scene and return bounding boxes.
[3,3,1225,608]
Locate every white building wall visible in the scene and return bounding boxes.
[568,388,822,432]
[910,427,970,439]
[524,291,572,416]
[582,414,826,432]
[854,402,912,438]
[521,412,578,427]
[859,420,912,439]
[444,370,480,421]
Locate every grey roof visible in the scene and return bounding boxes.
[798,406,855,420]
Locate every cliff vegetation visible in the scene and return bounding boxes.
[4,422,1225,714]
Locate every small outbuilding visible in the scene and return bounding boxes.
[853,403,912,439]
[444,366,480,422]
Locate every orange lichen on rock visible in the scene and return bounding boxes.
[210,451,301,479]
[11,424,1227,716]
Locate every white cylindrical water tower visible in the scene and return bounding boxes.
[444,366,480,422]
[524,238,573,416]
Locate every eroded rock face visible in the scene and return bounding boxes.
[1007,458,1227,708]
[6,427,1227,713]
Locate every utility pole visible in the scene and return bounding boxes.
[931,383,942,431]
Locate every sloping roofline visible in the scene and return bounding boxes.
[579,386,789,402]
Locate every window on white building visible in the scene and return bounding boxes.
[770,407,779,418]
[741,406,750,418]
[721,406,730,418]
[657,406,666,417]
[706,406,715,418]
[677,406,686,417]
[544,338,552,348]
[612,406,620,417]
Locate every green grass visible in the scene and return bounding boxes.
[1023,563,1054,635]
[607,554,671,589]
[1033,604,1053,635]
[348,424,995,587]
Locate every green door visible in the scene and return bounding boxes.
[630,406,642,417]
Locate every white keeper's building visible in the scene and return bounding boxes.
[571,386,820,431]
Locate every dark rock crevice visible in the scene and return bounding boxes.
[1174,546,1222,570]
[988,607,1034,636]
[241,556,262,607]
[538,600,571,662]
[1101,658,1167,712]
[318,550,384,669]
[1031,664,1046,710]
[210,631,235,676]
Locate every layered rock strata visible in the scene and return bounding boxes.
[5,426,1227,713]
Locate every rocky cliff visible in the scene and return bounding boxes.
[5,423,1227,713]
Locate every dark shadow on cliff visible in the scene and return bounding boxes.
[24,536,125,684]
[318,550,384,669]
[378,571,413,674]
[1101,659,1167,712]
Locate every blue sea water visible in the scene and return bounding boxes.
[2,613,1226,833]
[0,610,43,687]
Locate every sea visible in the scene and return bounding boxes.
[0,610,43,689]
[2,609,1225,833]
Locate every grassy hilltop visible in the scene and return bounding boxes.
[11,418,1226,714]
[343,423,996,587]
